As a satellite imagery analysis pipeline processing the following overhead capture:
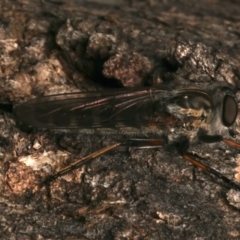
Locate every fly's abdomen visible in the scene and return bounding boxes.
[14,89,177,135]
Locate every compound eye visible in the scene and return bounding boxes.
[222,95,238,127]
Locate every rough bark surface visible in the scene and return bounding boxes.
[1,0,240,239]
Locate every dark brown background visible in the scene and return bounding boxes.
[1,0,240,239]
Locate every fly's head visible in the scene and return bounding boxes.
[208,86,238,138]
[166,84,239,140]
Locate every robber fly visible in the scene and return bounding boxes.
[14,82,240,190]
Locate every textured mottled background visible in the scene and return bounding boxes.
[1,0,240,239]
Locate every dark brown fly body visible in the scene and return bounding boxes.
[14,82,240,189]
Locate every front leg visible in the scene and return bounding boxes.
[170,135,240,191]
[197,128,240,149]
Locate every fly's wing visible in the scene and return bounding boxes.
[14,88,180,129]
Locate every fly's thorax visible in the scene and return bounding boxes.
[167,126,199,143]
[165,91,212,130]
[166,103,210,123]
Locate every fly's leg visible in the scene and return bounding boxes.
[198,129,240,149]
[223,138,240,149]
[121,139,165,148]
[43,138,240,191]
[43,139,165,184]
[182,153,240,191]
[178,135,240,190]
[43,142,122,184]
